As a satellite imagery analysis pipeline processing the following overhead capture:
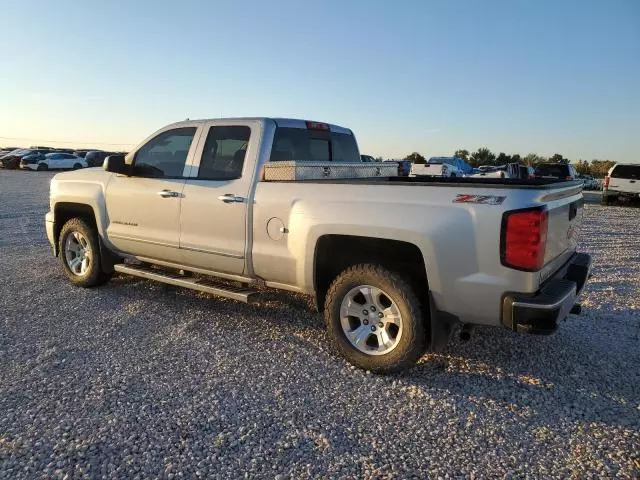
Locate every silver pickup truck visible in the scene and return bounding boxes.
[46,117,591,372]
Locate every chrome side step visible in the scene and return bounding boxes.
[114,264,259,303]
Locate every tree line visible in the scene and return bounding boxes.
[401,148,616,178]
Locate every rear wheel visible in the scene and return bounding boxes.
[324,264,426,373]
[59,218,111,287]
[37,163,48,171]
[72,163,82,170]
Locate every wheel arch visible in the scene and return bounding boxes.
[53,202,118,273]
[313,234,429,314]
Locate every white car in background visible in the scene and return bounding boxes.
[602,163,640,204]
[21,152,87,171]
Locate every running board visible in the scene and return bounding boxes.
[114,264,259,303]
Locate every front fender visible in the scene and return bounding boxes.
[49,170,113,248]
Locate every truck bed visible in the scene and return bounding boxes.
[268,175,582,190]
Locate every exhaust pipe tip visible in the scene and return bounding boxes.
[459,324,475,342]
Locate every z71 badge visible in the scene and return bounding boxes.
[453,194,507,205]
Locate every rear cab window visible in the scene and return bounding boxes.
[611,165,640,179]
[534,164,569,179]
[269,123,359,162]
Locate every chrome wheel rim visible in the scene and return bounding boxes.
[340,285,403,356]
[64,231,91,276]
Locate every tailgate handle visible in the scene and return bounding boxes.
[569,202,578,221]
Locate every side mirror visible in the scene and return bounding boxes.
[103,154,129,174]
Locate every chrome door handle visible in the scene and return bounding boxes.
[217,194,245,203]
[158,190,181,198]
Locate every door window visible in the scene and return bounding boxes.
[197,126,251,180]
[133,127,196,178]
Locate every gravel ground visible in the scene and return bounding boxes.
[1,169,639,479]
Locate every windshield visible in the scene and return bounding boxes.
[611,165,640,179]
[269,127,360,162]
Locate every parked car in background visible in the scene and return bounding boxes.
[1,148,52,169]
[1,149,27,168]
[384,159,411,176]
[397,159,411,176]
[73,150,92,158]
[19,151,49,167]
[534,163,578,181]
[602,164,640,205]
[22,152,87,171]
[84,150,114,167]
[411,156,470,178]
[0,147,18,156]
[470,163,523,179]
[577,174,599,190]
[360,154,376,163]
[519,165,536,180]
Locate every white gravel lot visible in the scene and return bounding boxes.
[1,169,639,479]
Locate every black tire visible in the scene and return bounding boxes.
[324,264,426,373]
[72,163,82,170]
[37,163,48,171]
[601,194,610,206]
[58,218,111,287]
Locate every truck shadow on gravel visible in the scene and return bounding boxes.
[404,326,640,430]
[104,275,639,430]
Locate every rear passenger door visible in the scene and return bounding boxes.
[179,120,260,274]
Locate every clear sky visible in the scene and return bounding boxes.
[1,0,638,162]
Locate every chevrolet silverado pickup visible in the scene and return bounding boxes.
[46,118,591,372]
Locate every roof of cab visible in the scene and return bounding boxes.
[164,117,353,135]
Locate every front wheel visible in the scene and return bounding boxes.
[324,264,426,373]
[72,163,82,170]
[59,218,111,287]
[37,163,48,171]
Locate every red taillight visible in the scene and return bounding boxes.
[566,176,572,180]
[305,121,330,131]
[603,176,610,189]
[501,209,548,271]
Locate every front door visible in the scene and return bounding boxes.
[179,121,259,274]
[105,126,201,263]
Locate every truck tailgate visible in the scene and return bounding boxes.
[542,186,584,265]
[609,177,640,194]
[411,163,446,176]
